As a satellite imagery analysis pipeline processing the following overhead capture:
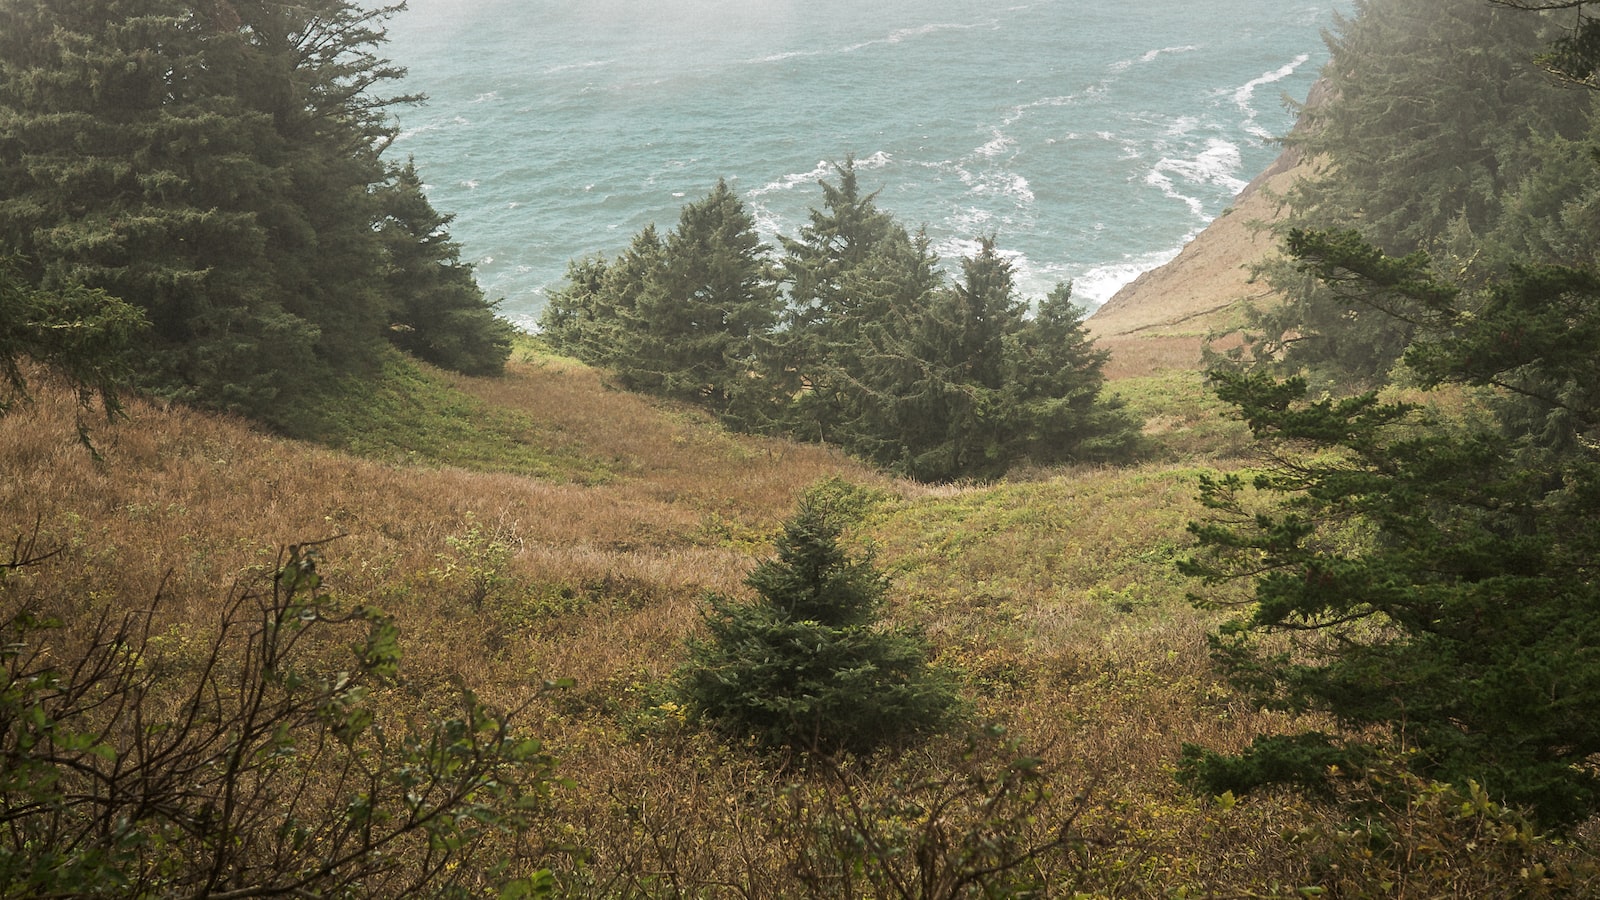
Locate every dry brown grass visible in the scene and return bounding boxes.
[5,356,1596,897]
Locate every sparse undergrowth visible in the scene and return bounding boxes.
[2,356,1596,896]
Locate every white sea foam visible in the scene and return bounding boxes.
[1232,53,1311,110]
[382,0,1341,322]
[1073,239,1193,307]
[1002,94,1077,127]
[750,159,834,196]
[1164,115,1200,137]
[967,170,1035,205]
[976,130,1015,159]
[1147,137,1247,217]
[395,120,445,142]
[748,49,810,64]
[1232,53,1311,139]
[1110,44,1200,72]
[750,152,891,198]
[1144,44,1199,62]
[936,232,1027,266]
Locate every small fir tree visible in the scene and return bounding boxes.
[680,482,956,756]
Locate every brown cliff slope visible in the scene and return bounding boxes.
[1086,154,1307,380]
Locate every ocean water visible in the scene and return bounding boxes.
[383,0,1348,328]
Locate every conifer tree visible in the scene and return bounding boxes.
[1249,0,1594,386]
[538,253,614,361]
[680,482,956,756]
[775,158,941,441]
[1182,230,1600,827]
[377,161,513,375]
[855,238,1026,481]
[845,241,1137,481]
[541,172,1137,481]
[0,0,507,417]
[0,261,146,418]
[616,181,779,422]
[540,225,667,373]
[1003,282,1139,465]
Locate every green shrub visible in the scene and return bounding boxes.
[679,482,957,756]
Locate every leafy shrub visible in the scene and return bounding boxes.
[0,537,560,898]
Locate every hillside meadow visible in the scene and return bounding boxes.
[3,342,1596,896]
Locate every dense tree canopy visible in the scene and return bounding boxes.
[1247,0,1598,386]
[0,0,510,420]
[1182,0,1600,830]
[540,162,1139,482]
[1184,229,1600,826]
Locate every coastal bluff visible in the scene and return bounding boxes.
[1084,151,1306,379]
[1087,75,1331,379]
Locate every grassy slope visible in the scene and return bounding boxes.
[3,345,1588,895]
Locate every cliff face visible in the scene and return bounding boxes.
[1084,157,1305,378]
[1086,79,1328,379]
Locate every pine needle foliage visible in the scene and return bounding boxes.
[1182,231,1600,828]
[0,0,511,420]
[679,481,957,757]
[541,162,1140,481]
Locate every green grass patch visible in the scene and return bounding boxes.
[1112,370,1253,460]
[870,468,1213,615]
[275,347,614,482]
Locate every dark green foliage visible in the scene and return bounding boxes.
[0,540,559,897]
[771,156,943,442]
[1179,733,1360,800]
[854,238,1026,481]
[0,0,507,420]
[541,226,669,375]
[1247,0,1598,385]
[1184,233,1600,827]
[802,238,1137,481]
[680,482,957,756]
[849,243,1138,481]
[1004,282,1141,464]
[541,184,778,423]
[0,259,146,418]
[543,162,1140,481]
[539,253,618,367]
[622,180,780,422]
[378,161,513,375]
[1494,1,1600,88]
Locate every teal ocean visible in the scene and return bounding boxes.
[384,0,1348,328]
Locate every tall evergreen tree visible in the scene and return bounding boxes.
[616,181,779,422]
[0,0,507,417]
[1248,0,1595,386]
[775,158,942,441]
[1182,230,1600,827]
[376,160,513,375]
[541,172,1137,481]
[859,238,1026,481]
[538,253,614,361]
[1002,281,1139,465]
